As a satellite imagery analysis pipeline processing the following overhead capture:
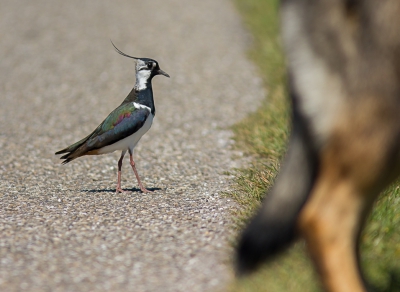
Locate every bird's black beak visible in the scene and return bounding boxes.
[157,69,170,78]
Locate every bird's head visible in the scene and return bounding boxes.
[111,41,169,90]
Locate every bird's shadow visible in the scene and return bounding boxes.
[82,187,162,193]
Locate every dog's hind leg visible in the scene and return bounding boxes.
[299,165,372,292]
[298,108,399,292]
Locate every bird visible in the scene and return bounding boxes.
[55,41,169,193]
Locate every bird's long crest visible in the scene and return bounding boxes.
[110,40,138,60]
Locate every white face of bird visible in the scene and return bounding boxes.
[135,59,156,90]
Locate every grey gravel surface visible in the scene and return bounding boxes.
[0,1,264,291]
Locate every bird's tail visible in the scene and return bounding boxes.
[55,135,91,164]
[236,103,318,274]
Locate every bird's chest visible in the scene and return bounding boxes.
[132,113,154,144]
[120,112,154,150]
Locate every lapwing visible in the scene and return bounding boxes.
[55,42,169,193]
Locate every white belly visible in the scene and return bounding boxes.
[98,113,154,154]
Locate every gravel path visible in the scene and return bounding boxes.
[0,1,264,291]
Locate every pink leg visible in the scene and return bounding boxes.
[116,151,126,193]
[129,152,151,193]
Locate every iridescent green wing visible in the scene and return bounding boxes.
[85,102,150,149]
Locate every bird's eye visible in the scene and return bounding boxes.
[147,63,152,69]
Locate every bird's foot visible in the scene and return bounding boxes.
[116,187,126,194]
[140,187,153,193]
